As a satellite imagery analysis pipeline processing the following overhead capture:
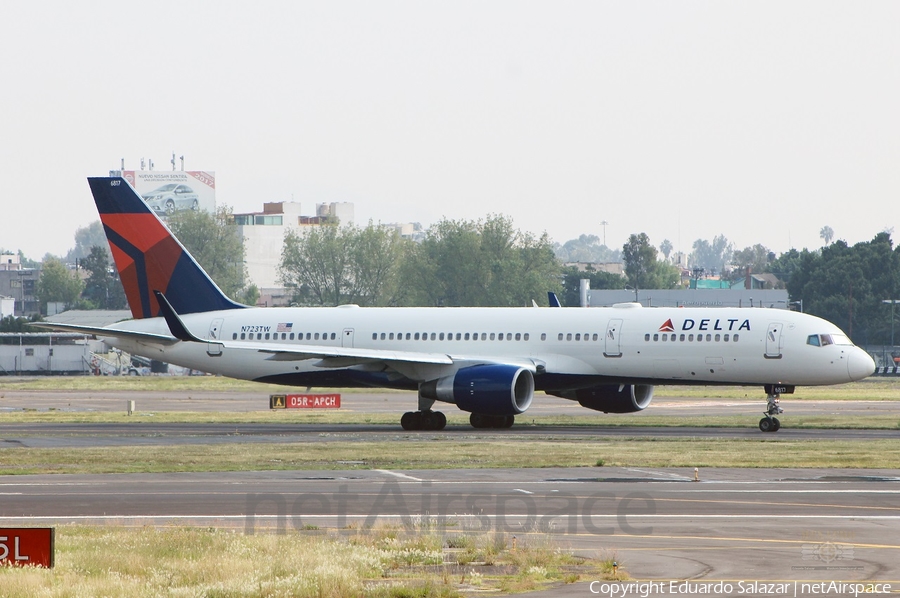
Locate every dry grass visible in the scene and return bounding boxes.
[0,525,604,597]
[2,437,899,475]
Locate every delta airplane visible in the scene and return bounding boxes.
[39,177,876,432]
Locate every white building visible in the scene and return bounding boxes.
[233,200,355,300]
[1,295,14,318]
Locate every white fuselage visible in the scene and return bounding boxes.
[102,303,874,392]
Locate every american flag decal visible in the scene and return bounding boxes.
[276,322,293,332]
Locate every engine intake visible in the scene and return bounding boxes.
[419,364,534,416]
[556,384,654,413]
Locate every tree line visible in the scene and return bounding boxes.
[23,210,900,346]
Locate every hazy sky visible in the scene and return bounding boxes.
[2,1,899,260]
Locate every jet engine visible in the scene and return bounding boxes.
[419,364,534,416]
[554,384,654,414]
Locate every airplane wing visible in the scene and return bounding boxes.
[31,322,179,345]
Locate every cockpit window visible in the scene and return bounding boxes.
[809,333,853,347]
[828,334,853,345]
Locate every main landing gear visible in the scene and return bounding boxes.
[469,413,515,429]
[758,390,784,433]
[400,410,447,431]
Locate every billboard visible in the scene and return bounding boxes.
[120,170,216,217]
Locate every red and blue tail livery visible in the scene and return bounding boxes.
[87,177,244,319]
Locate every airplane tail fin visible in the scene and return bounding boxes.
[88,177,245,319]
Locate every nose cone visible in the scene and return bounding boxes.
[848,348,876,381]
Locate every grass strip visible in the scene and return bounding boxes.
[1,377,898,400]
[1,409,898,428]
[0,525,610,597]
[2,438,899,474]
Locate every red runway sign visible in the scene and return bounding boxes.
[0,528,54,568]
[270,394,341,409]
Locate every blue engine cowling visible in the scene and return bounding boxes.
[571,384,654,413]
[419,364,534,416]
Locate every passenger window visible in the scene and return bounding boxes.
[645,334,650,341]
[706,334,712,341]
[373,333,377,340]
[723,334,729,342]
[481,333,487,340]
[430,333,436,340]
[290,333,295,340]
[465,333,470,340]
[331,333,336,340]
[241,333,246,340]
[661,334,667,341]
[566,333,572,341]
[414,333,420,340]
[540,333,546,341]
[733,334,739,342]
[406,333,411,340]
[456,333,461,340]
[715,334,720,342]
[558,333,563,341]
[439,333,445,341]
[653,334,659,341]
[524,333,529,341]
[232,333,237,340]
[264,333,270,340]
[490,333,496,340]
[315,333,320,340]
[593,333,598,341]
[575,333,581,341]
[696,334,702,342]
[679,334,685,341]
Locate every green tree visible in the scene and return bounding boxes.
[80,245,127,309]
[36,257,85,312]
[820,225,835,245]
[659,239,673,261]
[167,206,251,303]
[731,244,773,279]
[554,234,621,263]
[560,266,626,307]
[622,233,679,291]
[787,233,898,344]
[279,222,407,306]
[66,221,111,263]
[690,235,733,274]
[403,215,561,306]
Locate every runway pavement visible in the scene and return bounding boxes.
[2,387,899,596]
[1,467,898,594]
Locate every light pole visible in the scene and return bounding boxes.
[600,221,608,247]
[883,299,899,348]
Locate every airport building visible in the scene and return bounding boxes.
[0,253,39,317]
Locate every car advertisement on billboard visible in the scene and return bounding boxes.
[121,171,216,217]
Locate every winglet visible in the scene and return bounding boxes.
[153,290,204,342]
[548,292,561,307]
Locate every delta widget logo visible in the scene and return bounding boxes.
[658,319,675,332]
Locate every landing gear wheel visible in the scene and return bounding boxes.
[401,410,446,431]
[469,414,515,429]
[758,389,785,433]
[401,411,415,430]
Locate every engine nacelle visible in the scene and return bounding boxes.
[570,384,654,414]
[419,364,534,416]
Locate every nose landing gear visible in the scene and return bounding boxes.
[759,390,784,432]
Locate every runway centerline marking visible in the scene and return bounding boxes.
[373,469,423,481]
